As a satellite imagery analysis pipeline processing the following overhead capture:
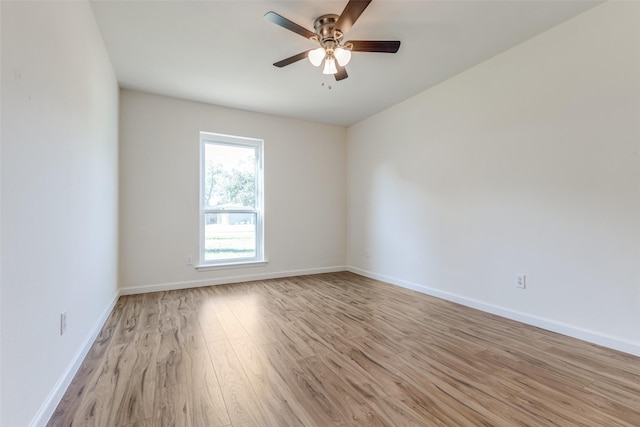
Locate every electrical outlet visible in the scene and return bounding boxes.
[60,311,67,335]
[515,274,526,289]
[186,256,193,266]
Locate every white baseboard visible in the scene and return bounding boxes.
[347,266,640,357]
[119,265,347,295]
[30,291,120,427]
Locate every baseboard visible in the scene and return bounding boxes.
[119,265,347,295]
[347,266,640,357]
[30,291,120,427]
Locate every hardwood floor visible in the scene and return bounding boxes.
[48,272,640,426]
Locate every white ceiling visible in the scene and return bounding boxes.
[90,0,600,127]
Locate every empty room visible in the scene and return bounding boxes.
[1,0,639,426]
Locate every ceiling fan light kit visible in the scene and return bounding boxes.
[334,48,352,67]
[308,47,326,66]
[323,57,338,75]
[264,0,400,81]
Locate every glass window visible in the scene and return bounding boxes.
[200,132,264,266]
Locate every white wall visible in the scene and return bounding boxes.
[347,1,640,355]
[0,3,3,424]
[119,90,347,292]
[1,2,119,425]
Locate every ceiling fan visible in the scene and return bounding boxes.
[264,0,401,81]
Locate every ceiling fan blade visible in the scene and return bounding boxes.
[273,51,311,68]
[348,40,401,53]
[334,65,348,81]
[264,11,316,39]
[334,0,372,37]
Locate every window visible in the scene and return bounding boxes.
[199,132,264,267]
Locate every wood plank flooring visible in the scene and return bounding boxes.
[48,272,640,426]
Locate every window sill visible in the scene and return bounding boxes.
[195,260,268,272]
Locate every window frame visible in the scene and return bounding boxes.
[198,131,265,269]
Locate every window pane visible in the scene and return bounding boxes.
[204,212,256,260]
[204,144,256,209]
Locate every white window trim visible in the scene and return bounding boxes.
[199,131,265,268]
[195,260,268,271]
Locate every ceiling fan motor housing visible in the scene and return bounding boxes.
[314,14,340,49]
